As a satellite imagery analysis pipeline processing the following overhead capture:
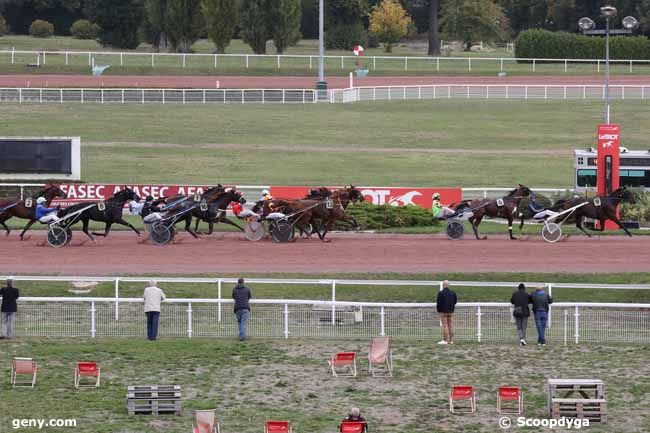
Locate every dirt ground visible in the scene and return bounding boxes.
[1,231,648,275]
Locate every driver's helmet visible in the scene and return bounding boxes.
[261,189,270,196]
[145,195,154,202]
[36,197,47,205]
[433,193,440,200]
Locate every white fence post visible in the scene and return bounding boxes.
[404,57,408,70]
[283,303,289,338]
[81,89,84,104]
[214,54,217,68]
[11,47,15,64]
[182,54,186,68]
[380,305,385,336]
[565,59,567,73]
[533,58,536,72]
[90,301,96,338]
[574,306,580,344]
[187,302,193,338]
[60,89,63,103]
[341,56,344,69]
[120,52,123,66]
[468,58,471,71]
[151,53,155,67]
[65,52,69,65]
[500,58,504,71]
[548,283,553,328]
[476,306,482,342]
[563,309,568,346]
[331,280,336,326]
[121,89,124,104]
[217,279,222,322]
[277,55,280,69]
[18,88,21,103]
[114,277,120,321]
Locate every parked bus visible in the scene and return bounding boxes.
[575,148,650,192]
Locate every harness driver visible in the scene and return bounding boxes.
[431,193,455,220]
[35,197,61,224]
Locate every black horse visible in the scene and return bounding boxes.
[550,187,636,237]
[192,188,247,235]
[468,184,531,240]
[57,187,141,242]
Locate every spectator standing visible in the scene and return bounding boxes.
[232,278,252,341]
[531,285,553,346]
[436,280,457,345]
[0,278,19,339]
[340,407,368,432]
[510,283,532,346]
[143,280,166,341]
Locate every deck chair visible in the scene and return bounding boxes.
[368,336,393,377]
[328,352,357,377]
[11,357,37,388]
[497,386,523,414]
[340,421,366,433]
[193,409,220,433]
[449,386,476,413]
[265,420,292,433]
[74,362,101,388]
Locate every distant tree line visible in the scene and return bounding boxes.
[0,0,648,54]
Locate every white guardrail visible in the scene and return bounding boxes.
[1,276,649,343]
[2,49,650,73]
[0,184,571,202]
[331,84,650,103]
[0,88,318,104]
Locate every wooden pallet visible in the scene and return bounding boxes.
[127,385,182,416]
[551,398,607,423]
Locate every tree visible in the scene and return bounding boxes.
[95,0,143,48]
[325,0,370,49]
[202,0,238,53]
[440,0,509,51]
[144,0,170,51]
[369,0,411,52]
[269,0,301,54]
[428,0,440,55]
[166,0,203,52]
[240,0,269,54]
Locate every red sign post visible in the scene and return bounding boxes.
[596,124,620,229]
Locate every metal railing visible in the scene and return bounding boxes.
[9,295,650,344]
[332,84,650,103]
[2,48,650,73]
[0,88,317,105]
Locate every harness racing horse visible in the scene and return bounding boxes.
[57,187,141,242]
[308,186,364,240]
[468,184,531,240]
[192,188,247,235]
[550,187,636,237]
[0,184,67,239]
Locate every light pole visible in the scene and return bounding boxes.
[316,0,327,95]
[579,6,638,124]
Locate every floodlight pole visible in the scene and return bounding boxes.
[605,16,611,124]
[316,0,328,95]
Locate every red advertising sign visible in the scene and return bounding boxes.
[596,124,621,230]
[270,186,462,209]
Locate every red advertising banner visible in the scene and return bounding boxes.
[270,186,462,209]
[596,124,621,230]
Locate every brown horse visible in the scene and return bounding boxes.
[468,184,531,240]
[550,187,636,237]
[0,184,67,239]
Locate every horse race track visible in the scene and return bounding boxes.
[2,232,648,275]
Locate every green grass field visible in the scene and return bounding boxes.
[1,100,648,187]
[0,338,648,433]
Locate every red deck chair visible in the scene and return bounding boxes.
[449,385,476,413]
[265,420,292,433]
[192,409,220,433]
[74,362,101,388]
[340,421,366,433]
[11,357,37,388]
[328,352,357,377]
[497,386,523,414]
[368,337,393,377]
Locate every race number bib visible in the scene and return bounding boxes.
[200,200,208,212]
[593,197,601,207]
[24,198,33,208]
[193,194,202,202]
[496,198,505,207]
[97,201,106,211]
[325,198,334,209]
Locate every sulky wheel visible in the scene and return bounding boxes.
[47,225,69,248]
[542,222,562,243]
[150,222,174,246]
[271,220,295,243]
[445,221,464,240]
[245,221,266,241]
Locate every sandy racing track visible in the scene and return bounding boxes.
[1,231,648,275]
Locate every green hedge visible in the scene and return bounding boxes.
[29,19,55,38]
[621,191,650,223]
[515,29,650,60]
[337,202,437,230]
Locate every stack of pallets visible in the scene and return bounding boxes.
[547,379,607,423]
[127,385,182,416]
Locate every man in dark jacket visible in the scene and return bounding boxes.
[531,285,553,346]
[511,283,532,346]
[232,278,252,341]
[436,280,457,345]
[0,278,20,339]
